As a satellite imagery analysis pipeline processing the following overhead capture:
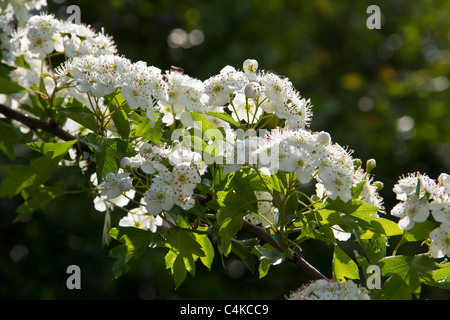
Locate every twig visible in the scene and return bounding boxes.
[242,220,328,281]
[0,103,92,153]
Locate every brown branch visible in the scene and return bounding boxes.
[0,103,92,153]
[242,220,329,281]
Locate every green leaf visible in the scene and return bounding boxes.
[230,239,257,273]
[108,226,165,279]
[163,216,206,288]
[404,220,438,242]
[26,140,77,162]
[258,258,272,279]
[206,111,240,128]
[426,262,450,289]
[107,93,130,140]
[333,244,360,282]
[0,119,22,160]
[14,186,66,222]
[0,154,61,198]
[0,78,27,94]
[351,180,367,198]
[285,193,299,217]
[377,255,438,299]
[190,112,217,139]
[253,244,285,266]
[81,134,135,182]
[109,244,134,279]
[217,205,246,256]
[134,116,162,143]
[323,198,402,238]
[0,62,14,79]
[60,98,97,132]
[359,233,387,264]
[193,229,215,270]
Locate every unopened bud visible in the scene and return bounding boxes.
[120,157,132,169]
[243,59,258,72]
[353,158,362,169]
[373,181,384,191]
[366,159,377,173]
[317,131,331,145]
[119,177,133,192]
[244,82,261,99]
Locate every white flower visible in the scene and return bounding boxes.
[67,54,121,97]
[317,144,355,202]
[119,206,163,232]
[173,189,196,210]
[429,194,450,223]
[438,173,450,194]
[391,195,430,230]
[273,89,312,129]
[144,180,175,216]
[203,72,235,106]
[429,222,450,258]
[18,14,63,59]
[393,172,440,201]
[286,279,370,300]
[353,168,384,213]
[229,92,263,124]
[243,58,259,80]
[261,72,293,103]
[172,163,201,193]
[245,191,278,227]
[99,171,131,199]
[93,189,136,213]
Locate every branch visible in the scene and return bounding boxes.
[242,220,329,281]
[0,103,92,153]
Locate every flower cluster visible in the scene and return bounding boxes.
[9,12,116,61]
[245,191,278,227]
[96,141,204,232]
[1,10,117,123]
[56,55,312,131]
[286,279,371,300]
[391,172,450,258]
[223,126,383,206]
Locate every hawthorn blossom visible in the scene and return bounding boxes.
[391,194,430,230]
[245,191,278,227]
[229,92,263,124]
[260,72,294,103]
[429,196,450,223]
[99,171,132,199]
[17,13,64,59]
[429,222,450,258]
[144,180,175,216]
[242,58,259,80]
[286,279,370,300]
[119,205,163,232]
[273,89,312,129]
[317,144,355,202]
[393,172,440,202]
[172,163,201,193]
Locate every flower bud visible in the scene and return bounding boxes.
[373,181,384,191]
[317,131,331,145]
[244,82,261,99]
[120,157,132,169]
[353,158,362,169]
[366,159,377,173]
[243,59,258,72]
[119,177,133,192]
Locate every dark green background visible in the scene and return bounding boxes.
[1,0,450,299]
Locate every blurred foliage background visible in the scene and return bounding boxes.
[1,0,450,299]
